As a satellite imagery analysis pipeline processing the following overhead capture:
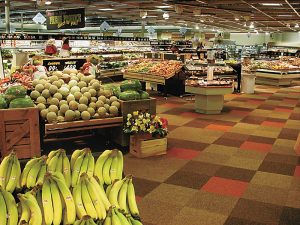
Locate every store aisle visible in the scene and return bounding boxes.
[124,85,300,225]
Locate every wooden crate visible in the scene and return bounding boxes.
[130,134,167,158]
[0,108,41,159]
[112,98,157,147]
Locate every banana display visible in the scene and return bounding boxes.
[0,148,143,225]
[0,152,21,192]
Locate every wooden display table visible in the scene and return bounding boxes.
[255,69,300,86]
[123,71,174,85]
[185,86,232,114]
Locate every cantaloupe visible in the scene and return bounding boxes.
[79,96,89,105]
[83,92,91,100]
[48,105,59,113]
[40,109,48,119]
[49,76,59,83]
[52,81,62,88]
[97,107,106,117]
[93,113,100,119]
[67,94,75,103]
[87,107,95,117]
[60,104,69,114]
[104,104,110,112]
[49,85,58,95]
[53,71,63,77]
[59,100,68,107]
[110,96,118,102]
[44,83,51,90]
[98,95,106,103]
[81,87,89,94]
[39,74,48,80]
[88,89,97,97]
[32,79,39,87]
[57,110,63,117]
[95,100,104,108]
[41,89,51,98]
[50,98,59,106]
[69,100,78,110]
[74,92,82,101]
[90,97,97,103]
[89,102,96,109]
[46,112,57,123]
[78,104,88,112]
[57,116,64,123]
[68,80,78,88]
[74,110,81,120]
[36,96,46,104]
[35,84,44,93]
[38,79,47,86]
[109,106,118,115]
[30,90,40,100]
[111,101,120,109]
[103,90,112,98]
[53,93,63,101]
[59,87,69,97]
[78,81,87,89]
[81,111,91,120]
[70,76,79,82]
[36,103,46,111]
[65,110,75,121]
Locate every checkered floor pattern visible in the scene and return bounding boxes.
[124,85,300,225]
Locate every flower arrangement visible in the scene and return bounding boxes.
[124,111,168,138]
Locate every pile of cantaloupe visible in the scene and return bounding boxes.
[30,68,120,123]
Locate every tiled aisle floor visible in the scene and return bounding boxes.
[124,85,300,225]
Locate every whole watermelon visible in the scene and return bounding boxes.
[120,80,142,92]
[119,91,140,101]
[9,97,35,108]
[0,95,7,109]
[140,91,149,99]
[5,85,27,102]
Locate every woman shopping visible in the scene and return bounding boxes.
[59,37,72,57]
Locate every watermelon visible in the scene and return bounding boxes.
[5,85,27,102]
[0,95,7,109]
[120,80,142,92]
[102,84,121,97]
[9,97,35,108]
[140,91,150,99]
[119,91,140,101]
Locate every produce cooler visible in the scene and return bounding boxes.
[255,69,300,86]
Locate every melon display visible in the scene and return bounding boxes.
[31,71,120,123]
[5,85,27,102]
[9,97,34,108]
[120,80,142,92]
[0,95,7,109]
[119,90,140,101]
[140,91,150,99]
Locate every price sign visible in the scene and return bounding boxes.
[43,58,86,71]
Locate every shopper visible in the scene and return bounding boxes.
[44,39,57,55]
[59,37,72,57]
[196,42,204,59]
[170,43,179,53]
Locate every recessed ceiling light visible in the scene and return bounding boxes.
[249,22,254,29]
[98,8,115,11]
[195,25,199,29]
[45,1,52,5]
[295,24,299,28]
[260,3,282,6]
[156,5,172,9]
[200,19,204,23]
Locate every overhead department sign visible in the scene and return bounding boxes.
[46,8,85,30]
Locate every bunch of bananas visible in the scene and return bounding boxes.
[38,172,76,225]
[0,187,18,225]
[18,191,42,225]
[94,149,123,185]
[71,148,95,187]
[73,215,97,225]
[0,152,21,192]
[107,176,139,218]
[103,207,142,225]
[20,156,47,189]
[47,149,72,188]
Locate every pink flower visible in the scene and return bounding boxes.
[160,118,168,128]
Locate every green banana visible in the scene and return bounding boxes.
[81,177,98,219]
[115,208,131,225]
[71,151,85,187]
[46,150,59,164]
[103,209,112,225]
[51,172,76,224]
[116,150,123,180]
[49,179,63,225]
[18,198,30,225]
[5,154,20,192]
[118,178,129,213]
[72,181,87,219]
[111,207,122,225]
[85,176,106,220]
[20,158,40,187]
[71,149,83,170]
[1,188,18,225]
[42,178,54,225]
[62,151,71,188]
[0,190,7,225]
[89,176,111,211]
[108,179,124,209]
[86,151,95,178]
[94,150,112,185]
[26,159,43,188]
[102,157,113,185]
[129,216,143,225]
[127,178,139,217]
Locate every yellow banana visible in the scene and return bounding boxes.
[111,207,122,225]
[5,154,20,192]
[36,163,47,186]
[42,178,53,225]
[35,189,45,225]
[49,179,63,225]
[108,179,124,209]
[72,181,87,219]
[81,177,98,219]
[89,176,111,210]
[118,178,129,213]
[114,208,131,225]
[85,177,106,220]
[103,209,112,225]
[86,152,94,178]
[20,158,40,187]
[26,159,43,188]
[1,188,18,225]
[62,151,71,188]
[0,154,12,188]
[46,150,59,164]
[127,178,139,217]
[0,190,7,225]
[4,157,13,190]
[51,172,76,224]
[18,198,30,225]
[71,152,85,187]
[94,150,112,185]
[110,155,119,182]
[71,149,83,170]
[106,184,112,197]
[55,151,63,174]
[102,157,113,185]
[47,152,59,173]
[116,150,123,180]
[77,151,89,184]
[20,193,43,225]
[15,155,21,190]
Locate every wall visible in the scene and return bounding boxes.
[230,33,269,45]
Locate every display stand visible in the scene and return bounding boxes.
[242,72,256,94]
[185,86,232,114]
[255,69,300,86]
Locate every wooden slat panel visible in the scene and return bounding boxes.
[5,121,30,150]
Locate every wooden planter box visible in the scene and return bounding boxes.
[130,133,167,158]
[0,108,41,159]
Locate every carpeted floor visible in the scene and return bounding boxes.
[124,85,300,225]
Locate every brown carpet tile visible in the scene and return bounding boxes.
[124,85,300,225]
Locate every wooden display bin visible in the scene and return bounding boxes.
[0,108,41,159]
[130,134,167,158]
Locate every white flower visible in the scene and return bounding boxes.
[127,114,132,119]
[146,113,150,118]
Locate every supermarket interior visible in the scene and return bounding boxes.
[0,0,300,225]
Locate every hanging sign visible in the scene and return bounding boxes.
[179,27,187,35]
[46,8,85,30]
[100,21,110,31]
[115,27,122,36]
[33,12,46,24]
[147,26,155,35]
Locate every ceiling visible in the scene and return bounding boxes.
[2,0,300,32]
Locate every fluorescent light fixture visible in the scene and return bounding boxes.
[212,27,215,31]
[147,15,158,18]
[235,17,239,21]
[140,11,147,19]
[163,12,169,19]
[156,5,172,9]
[200,19,204,23]
[249,22,254,29]
[295,24,299,28]
[45,1,52,5]
[98,8,115,11]
[243,23,247,27]
[278,15,293,17]
[195,25,199,29]
[260,3,282,6]
[265,31,270,35]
